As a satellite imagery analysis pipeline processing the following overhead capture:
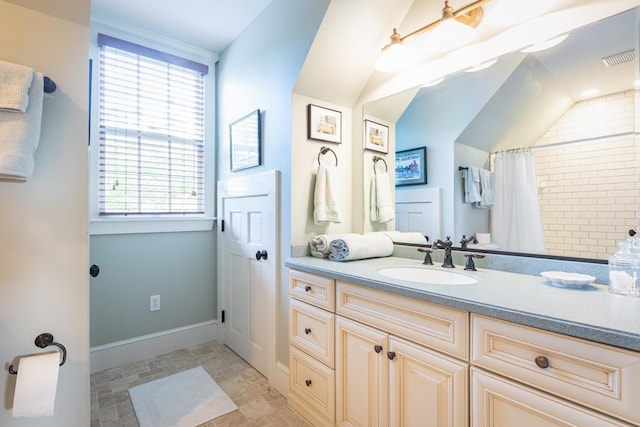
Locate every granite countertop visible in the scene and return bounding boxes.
[285,256,640,352]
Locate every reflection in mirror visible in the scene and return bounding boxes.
[365,8,639,261]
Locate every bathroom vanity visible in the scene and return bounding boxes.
[285,256,640,427]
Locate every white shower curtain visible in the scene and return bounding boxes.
[491,149,546,254]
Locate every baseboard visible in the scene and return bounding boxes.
[90,320,218,373]
[270,360,289,396]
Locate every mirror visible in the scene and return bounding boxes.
[364,8,639,261]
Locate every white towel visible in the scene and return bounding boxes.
[310,233,360,258]
[0,60,34,112]
[314,164,342,224]
[370,172,394,223]
[328,233,394,261]
[463,166,482,204]
[378,231,428,245]
[0,72,44,181]
[478,168,494,207]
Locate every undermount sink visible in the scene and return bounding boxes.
[378,266,477,285]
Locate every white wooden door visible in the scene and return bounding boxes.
[218,170,279,383]
[336,316,388,427]
[388,336,468,427]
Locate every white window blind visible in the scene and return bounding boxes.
[98,34,207,215]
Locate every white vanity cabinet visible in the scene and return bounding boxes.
[471,314,640,426]
[335,281,469,427]
[288,269,336,426]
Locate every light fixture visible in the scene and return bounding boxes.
[422,78,445,87]
[374,0,490,72]
[520,33,568,53]
[580,89,600,98]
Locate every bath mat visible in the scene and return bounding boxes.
[128,366,238,427]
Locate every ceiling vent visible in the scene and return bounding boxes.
[602,49,635,67]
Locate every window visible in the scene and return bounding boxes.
[97,34,208,216]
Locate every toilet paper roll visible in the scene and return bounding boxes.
[12,351,60,417]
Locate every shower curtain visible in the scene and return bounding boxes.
[491,149,546,254]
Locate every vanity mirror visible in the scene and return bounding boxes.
[364,7,639,262]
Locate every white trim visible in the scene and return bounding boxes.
[90,217,215,235]
[90,320,218,373]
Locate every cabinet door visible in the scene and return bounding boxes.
[471,368,634,427]
[336,316,388,427]
[389,336,468,427]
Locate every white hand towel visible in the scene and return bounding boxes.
[310,233,360,258]
[463,166,482,204]
[328,233,394,261]
[0,72,43,181]
[314,164,342,224]
[370,172,394,223]
[379,231,428,245]
[0,60,34,112]
[478,168,494,207]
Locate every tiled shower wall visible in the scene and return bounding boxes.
[534,89,639,259]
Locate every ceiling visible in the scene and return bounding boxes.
[90,0,273,52]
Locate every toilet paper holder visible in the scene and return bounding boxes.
[7,333,67,375]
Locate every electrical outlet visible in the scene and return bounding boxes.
[150,295,160,312]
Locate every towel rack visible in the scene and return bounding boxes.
[7,333,67,374]
[458,166,468,171]
[43,76,56,93]
[373,156,388,174]
[318,146,338,166]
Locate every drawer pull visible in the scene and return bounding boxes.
[305,379,312,387]
[374,344,383,353]
[535,355,550,369]
[304,285,312,292]
[304,327,312,335]
[387,351,396,360]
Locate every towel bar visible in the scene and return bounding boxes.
[43,76,56,93]
[7,333,67,374]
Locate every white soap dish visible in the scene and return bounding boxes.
[540,271,596,288]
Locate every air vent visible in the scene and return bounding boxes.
[602,49,635,67]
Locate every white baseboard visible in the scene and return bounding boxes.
[90,321,218,374]
[270,361,289,396]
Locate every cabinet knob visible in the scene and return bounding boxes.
[535,355,549,369]
[387,351,396,360]
[305,379,312,387]
[374,344,383,353]
[304,285,312,292]
[304,327,312,335]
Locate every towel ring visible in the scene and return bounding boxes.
[373,156,388,174]
[318,146,338,167]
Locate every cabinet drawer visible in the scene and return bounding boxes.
[289,269,335,311]
[289,346,335,423]
[289,298,335,367]
[471,315,640,425]
[336,281,469,360]
[471,368,634,427]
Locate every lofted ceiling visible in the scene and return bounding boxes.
[90,0,273,52]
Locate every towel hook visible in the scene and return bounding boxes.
[373,156,388,174]
[7,333,67,375]
[318,146,338,167]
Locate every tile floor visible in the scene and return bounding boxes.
[91,341,309,426]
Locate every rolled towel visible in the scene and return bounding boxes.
[310,233,360,258]
[0,60,34,112]
[328,233,394,262]
[378,231,428,245]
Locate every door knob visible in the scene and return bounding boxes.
[89,264,100,277]
[255,250,268,260]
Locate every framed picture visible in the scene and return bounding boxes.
[364,119,389,153]
[230,109,261,171]
[307,104,341,143]
[395,147,427,186]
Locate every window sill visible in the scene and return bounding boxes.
[90,216,216,235]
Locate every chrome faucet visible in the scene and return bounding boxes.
[433,237,455,268]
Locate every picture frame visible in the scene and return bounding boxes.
[364,119,389,153]
[307,104,341,143]
[230,109,261,171]
[395,147,427,186]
